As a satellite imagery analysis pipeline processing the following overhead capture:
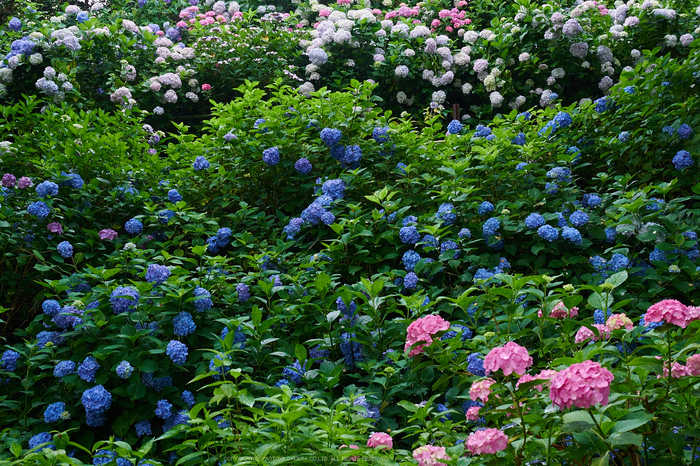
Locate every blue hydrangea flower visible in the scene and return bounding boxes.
[221,326,246,347]
[594,97,611,114]
[569,210,589,227]
[135,420,152,437]
[37,331,64,348]
[54,360,76,378]
[36,180,59,198]
[320,128,342,148]
[399,226,420,244]
[402,250,421,272]
[330,144,345,161]
[440,240,460,259]
[294,158,312,175]
[517,111,531,121]
[181,390,196,407]
[604,227,616,243]
[81,385,112,415]
[321,211,335,225]
[166,340,188,365]
[458,228,471,239]
[677,124,693,139]
[662,126,675,136]
[342,145,362,168]
[547,167,571,182]
[253,118,267,132]
[515,162,528,171]
[372,127,390,143]
[594,308,612,325]
[56,241,73,258]
[193,156,210,170]
[27,201,51,219]
[116,361,133,379]
[402,216,417,226]
[29,432,55,451]
[142,372,172,392]
[322,179,345,200]
[467,353,485,376]
[537,225,558,241]
[618,131,630,142]
[173,311,196,337]
[263,147,280,166]
[353,395,379,419]
[478,201,494,215]
[436,203,457,225]
[545,182,559,194]
[609,253,629,271]
[282,360,306,384]
[396,162,407,174]
[624,86,635,94]
[421,234,439,250]
[436,403,452,422]
[562,227,582,245]
[447,120,463,134]
[340,333,363,367]
[208,355,230,379]
[512,132,526,145]
[482,218,500,237]
[474,125,492,138]
[237,283,250,302]
[193,286,212,312]
[404,272,418,289]
[155,399,173,419]
[525,213,544,229]
[145,264,170,284]
[78,356,100,382]
[8,17,21,31]
[60,172,84,189]
[158,209,175,224]
[673,150,693,170]
[125,218,143,235]
[1,350,20,371]
[44,402,68,423]
[584,194,602,207]
[110,286,140,314]
[42,300,61,317]
[167,189,182,203]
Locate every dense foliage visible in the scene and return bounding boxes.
[1,0,700,465]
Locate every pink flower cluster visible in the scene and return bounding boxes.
[47,222,63,234]
[549,360,614,409]
[385,5,420,19]
[606,313,633,331]
[466,428,508,455]
[3,174,32,189]
[99,229,118,241]
[644,299,700,328]
[201,83,211,91]
[465,406,481,420]
[574,324,610,343]
[483,342,533,376]
[469,378,496,402]
[412,445,451,466]
[435,7,471,31]
[404,314,450,357]
[516,369,558,392]
[658,354,700,378]
[538,301,578,319]
[688,354,700,376]
[367,432,392,449]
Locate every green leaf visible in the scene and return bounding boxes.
[610,415,653,433]
[327,310,341,323]
[139,359,159,372]
[251,306,262,328]
[238,393,255,407]
[605,271,628,288]
[295,344,307,363]
[10,442,21,457]
[315,272,330,295]
[591,453,609,466]
[608,432,643,447]
[398,400,418,413]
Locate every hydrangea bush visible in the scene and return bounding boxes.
[1,0,700,465]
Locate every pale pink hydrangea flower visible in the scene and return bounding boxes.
[549,360,614,409]
[339,444,359,462]
[367,432,392,449]
[483,342,533,376]
[467,428,508,454]
[404,314,450,357]
[99,229,118,240]
[538,301,579,319]
[469,378,496,402]
[466,406,481,420]
[47,222,63,234]
[686,354,700,376]
[644,299,700,328]
[412,445,451,466]
[605,313,633,331]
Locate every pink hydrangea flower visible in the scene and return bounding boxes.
[666,362,689,378]
[339,445,359,462]
[466,428,508,455]
[404,314,450,357]
[17,176,33,189]
[538,301,578,319]
[367,432,392,449]
[319,8,332,16]
[644,299,700,328]
[466,406,481,420]
[549,360,614,409]
[201,83,211,91]
[47,222,63,234]
[469,378,496,402]
[99,229,118,240]
[412,445,451,466]
[483,342,533,376]
[605,313,633,331]
[686,354,700,376]
[575,326,596,343]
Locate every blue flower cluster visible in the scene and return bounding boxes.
[561,227,582,245]
[206,227,232,253]
[467,353,485,376]
[28,432,54,451]
[447,120,463,134]
[193,156,210,170]
[474,125,493,139]
[478,201,494,215]
[155,399,173,419]
[320,128,342,148]
[569,210,589,227]
[167,189,182,203]
[372,126,390,143]
[1,350,20,371]
[353,395,380,419]
[37,330,64,348]
[283,217,305,239]
[193,286,212,312]
[482,218,500,238]
[60,172,84,189]
[116,361,133,379]
[125,218,143,235]
[173,311,196,337]
[321,179,345,200]
[166,340,188,365]
[110,286,140,314]
[78,356,100,382]
[57,241,73,258]
[237,283,250,302]
[673,150,693,170]
[404,272,418,289]
[263,147,280,166]
[44,402,68,423]
[512,132,526,145]
[36,180,59,198]
[402,250,421,272]
[525,213,544,229]
[142,372,173,392]
[54,360,76,378]
[145,264,170,284]
[341,145,363,168]
[221,325,247,348]
[440,240,460,259]
[399,226,420,244]
[546,167,571,182]
[282,360,306,383]
[27,201,50,219]
[436,203,457,225]
[537,225,559,242]
[294,158,312,175]
[81,385,112,427]
[135,420,152,437]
